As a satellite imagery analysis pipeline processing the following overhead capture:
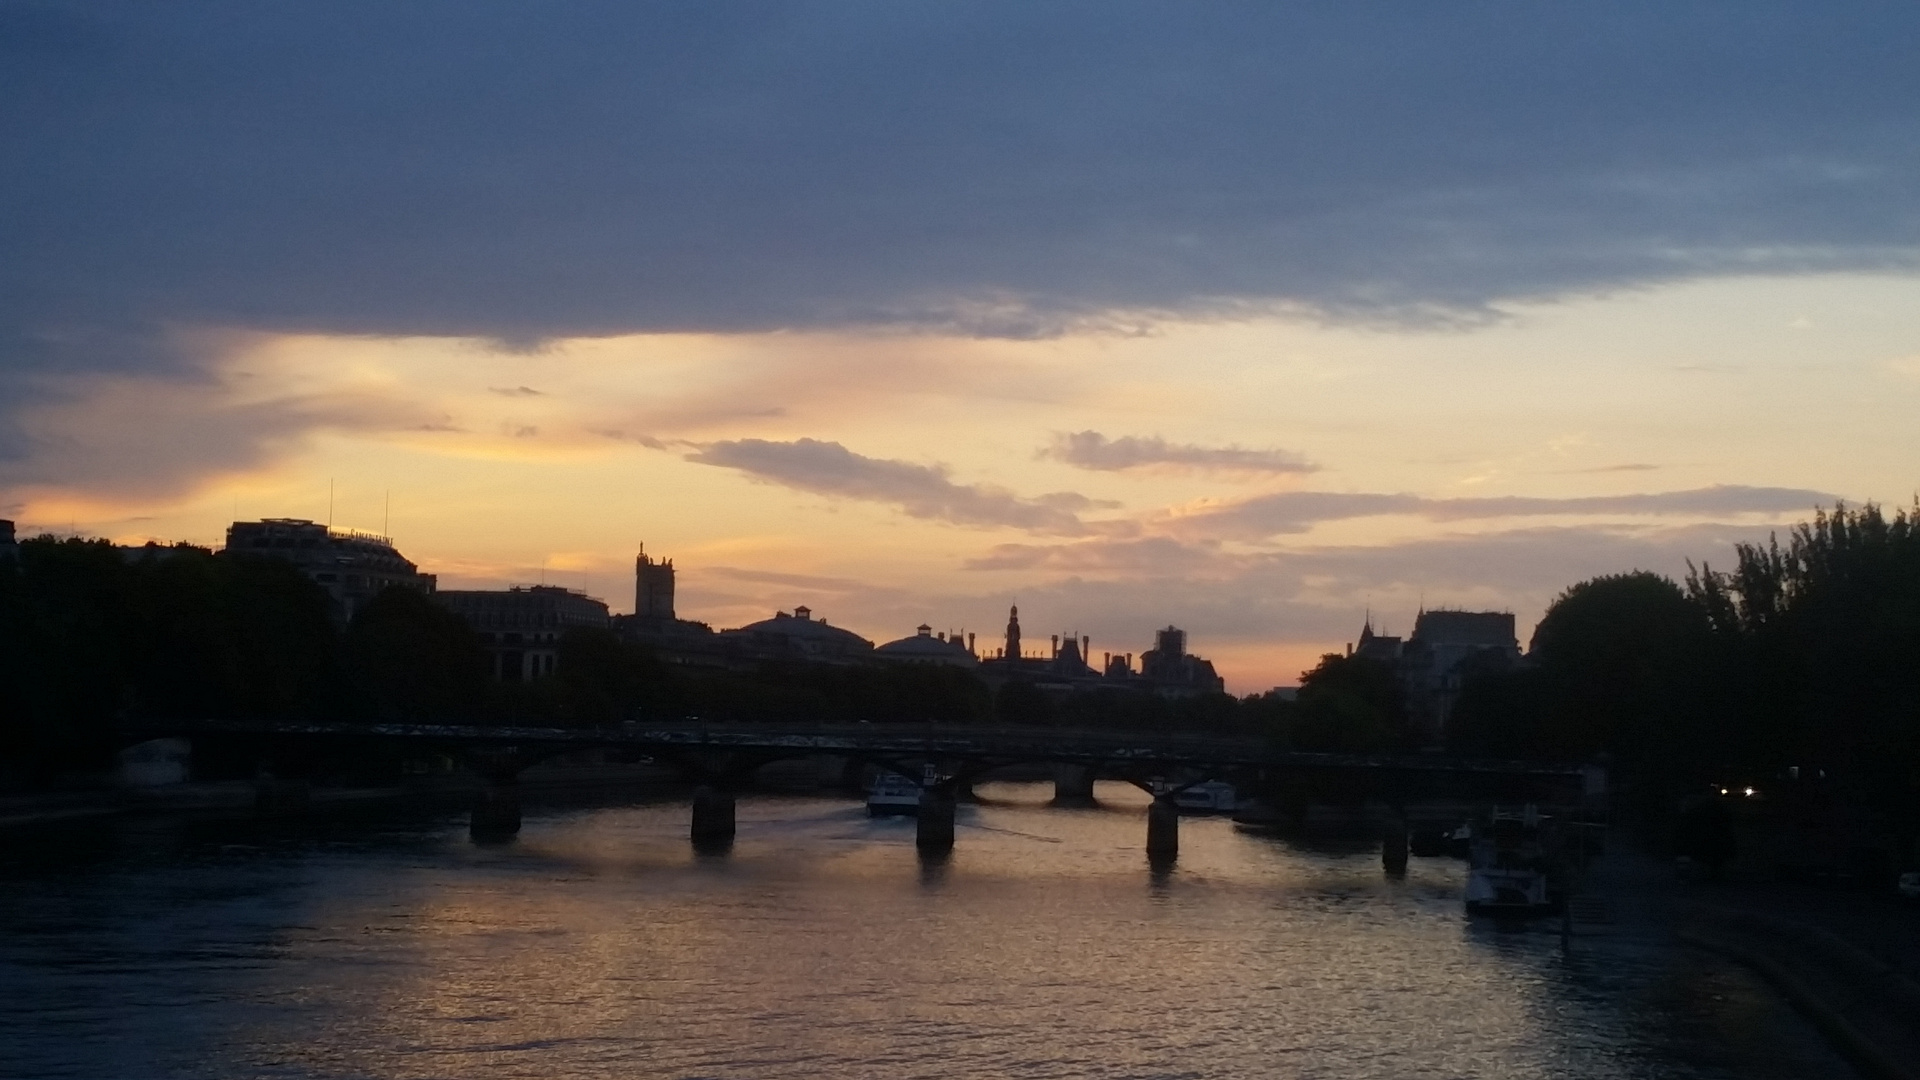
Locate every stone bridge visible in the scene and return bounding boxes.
[134,718,1599,867]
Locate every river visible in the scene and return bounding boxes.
[0,782,1859,1079]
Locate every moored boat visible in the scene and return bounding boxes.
[1464,805,1556,914]
[867,770,924,816]
[1444,821,1474,859]
[1173,779,1237,813]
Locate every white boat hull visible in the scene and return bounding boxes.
[1464,867,1549,911]
[867,795,920,817]
[1174,781,1237,813]
[867,772,923,816]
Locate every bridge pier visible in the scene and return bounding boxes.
[691,785,736,848]
[470,781,522,842]
[1381,809,1409,875]
[1053,764,1097,805]
[1147,795,1179,857]
[916,787,956,851]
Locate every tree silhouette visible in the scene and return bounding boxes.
[342,587,489,723]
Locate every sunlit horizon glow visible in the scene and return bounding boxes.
[9,274,1917,692]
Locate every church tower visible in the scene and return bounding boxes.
[1004,604,1022,660]
[635,544,676,624]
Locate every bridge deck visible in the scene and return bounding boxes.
[144,719,1590,778]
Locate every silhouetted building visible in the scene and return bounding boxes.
[978,606,1104,686]
[718,605,874,663]
[616,545,719,662]
[977,605,1030,675]
[875,624,979,668]
[1348,615,1403,663]
[1400,609,1520,739]
[1135,625,1225,696]
[979,607,1222,695]
[0,519,16,565]
[222,518,433,625]
[437,585,610,682]
[1349,609,1520,742]
[634,545,676,624]
[1048,632,1099,681]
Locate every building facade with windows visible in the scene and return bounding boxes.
[435,586,611,682]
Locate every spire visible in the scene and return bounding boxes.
[1005,604,1022,661]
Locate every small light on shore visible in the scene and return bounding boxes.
[1743,786,1756,797]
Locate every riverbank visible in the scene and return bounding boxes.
[1559,834,1919,1080]
[1673,898,1920,1080]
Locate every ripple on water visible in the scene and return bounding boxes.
[0,784,1859,1080]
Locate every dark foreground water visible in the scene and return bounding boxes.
[0,783,1856,1080]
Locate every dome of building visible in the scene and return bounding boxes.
[875,624,978,668]
[721,605,874,659]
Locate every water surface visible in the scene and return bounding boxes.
[0,783,1855,1079]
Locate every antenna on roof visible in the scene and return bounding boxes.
[383,490,390,539]
[328,478,335,529]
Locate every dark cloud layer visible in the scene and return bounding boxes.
[679,432,1834,547]
[5,3,1918,380]
[1046,431,1316,475]
[685,437,1104,534]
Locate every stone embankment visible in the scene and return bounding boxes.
[0,781,262,828]
[1560,838,1920,1080]
[1676,904,1920,1080]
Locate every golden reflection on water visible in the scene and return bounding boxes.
[0,781,1851,1079]
[230,784,1549,1079]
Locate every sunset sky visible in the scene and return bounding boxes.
[5,4,1918,691]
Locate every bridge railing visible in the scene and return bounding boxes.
[128,716,1593,778]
